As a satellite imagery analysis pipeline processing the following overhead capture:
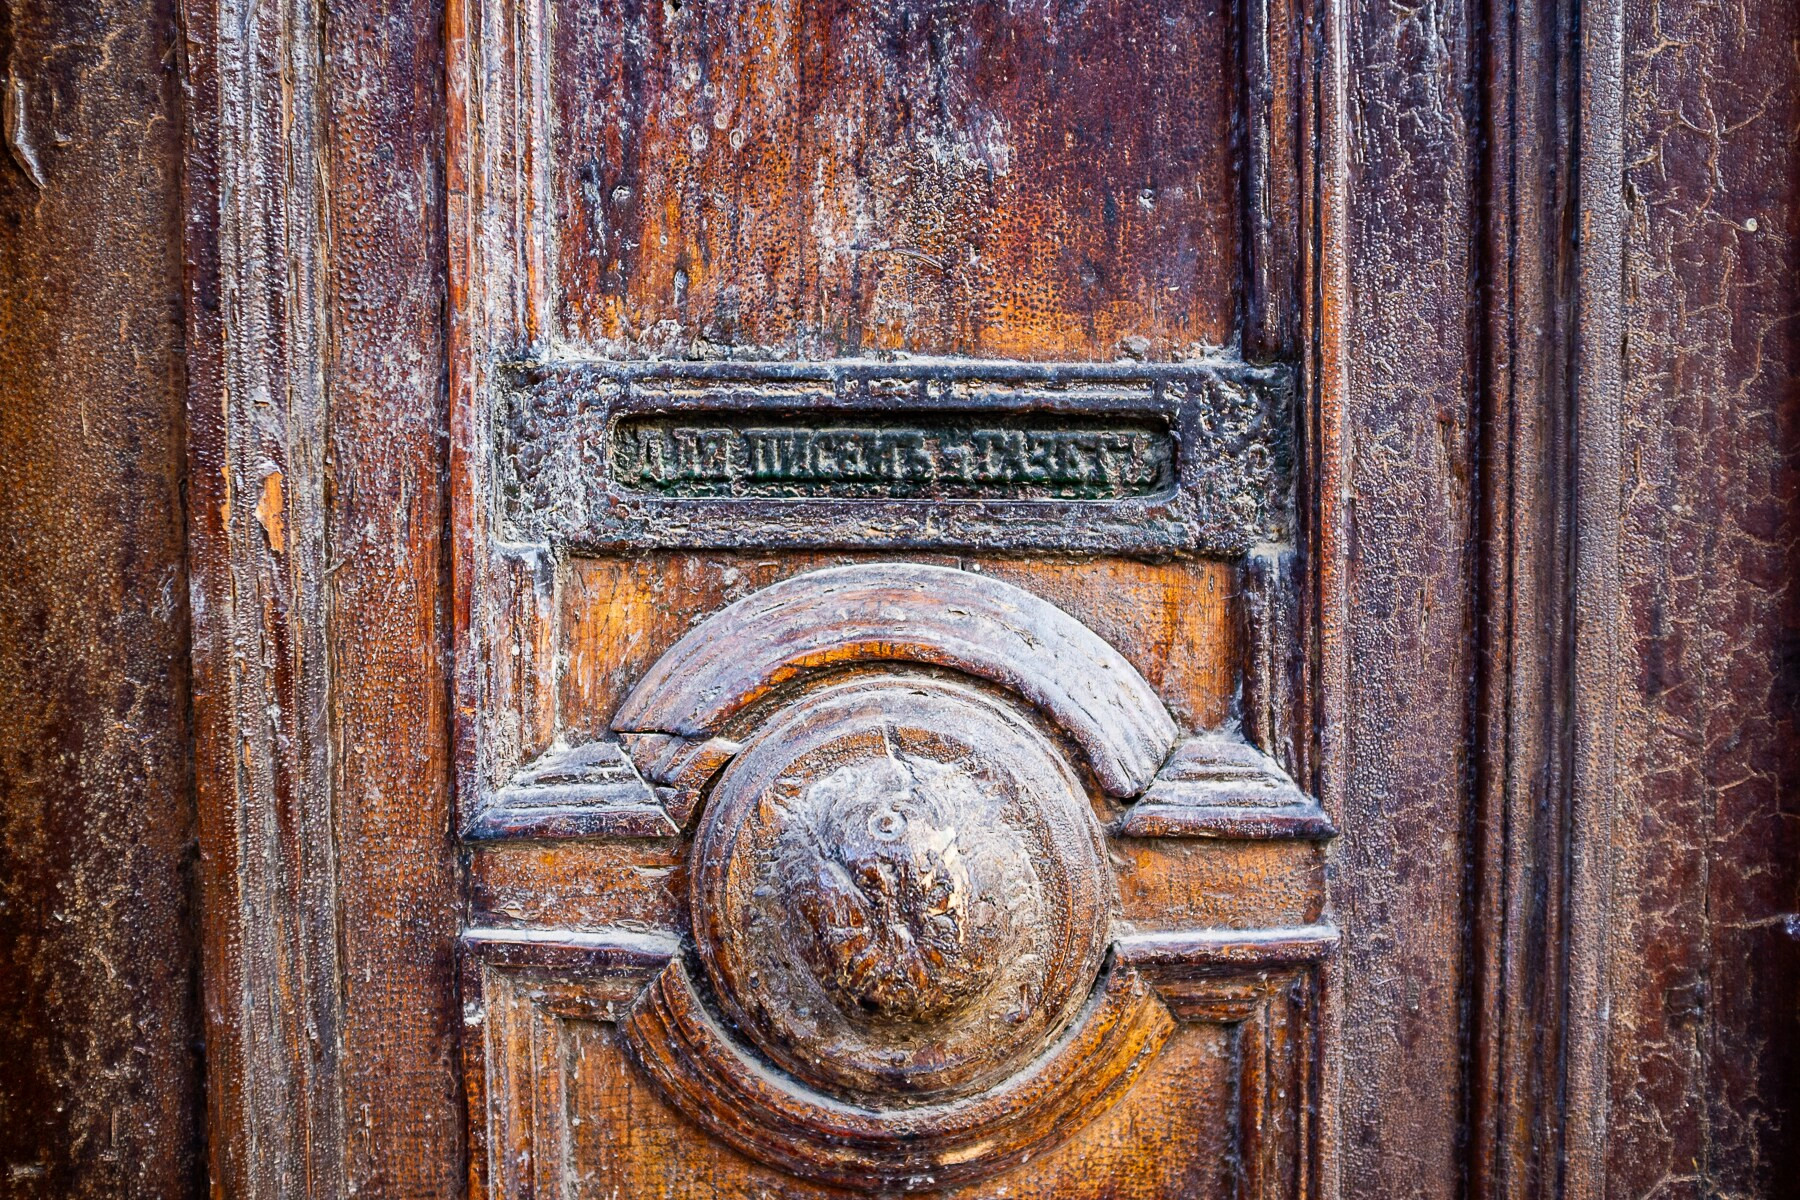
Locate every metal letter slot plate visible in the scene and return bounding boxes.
[494,356,1293,555]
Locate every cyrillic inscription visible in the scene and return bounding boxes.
[497,357,1293,553]
[611,420,1174,500]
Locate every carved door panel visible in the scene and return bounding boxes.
[450,2,1334,1196]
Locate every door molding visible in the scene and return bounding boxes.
[181,0,461,1197]
[179,0,1635,1196]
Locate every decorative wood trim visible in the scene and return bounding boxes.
[441,5,1342,1199]
[1113,736,1335,840]
[619,956,1173,1193]
[1241,0,1305,359]
[612,562,1180,798]
[179,0,344,1195]
[460,925,1336,1199]
[1115,925,1341,977]
[1464,0,1628,1191]
[1465,0,1585,1193]
[495,356,1295,556]
[1301,0,1350,1188]
[457,928,675,1200]
[465,570,1336,846]
[460,925,681,975]
[463,739,676,841]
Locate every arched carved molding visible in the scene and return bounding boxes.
[612,562,1179,797]
[619,955,1175,1193]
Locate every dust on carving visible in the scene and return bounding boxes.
[774,749,1037,1026]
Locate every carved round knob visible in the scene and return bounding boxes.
[690,676,1111,1104]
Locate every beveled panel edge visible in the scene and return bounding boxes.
[1114,923,1341,979]
[1112,735,1336,840]
[457,923,1338,985]
[617,954,1175,1193]
[462,739,679,841]
[463,727,1340,844]
[457,923,1332,1199]
[459,925,681,975]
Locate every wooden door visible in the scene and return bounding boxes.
[445,3,1333,1195]
[163,0,1800,1196]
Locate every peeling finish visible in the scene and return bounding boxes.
[253,469,284,554]
[4,74,44,188]
[0,0,1765,1195]
[1600,0,1800,1190]
[545,0,1242,361]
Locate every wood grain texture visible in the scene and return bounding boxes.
[547,0,1242,359]
[469,842,685,931]
[1328,0,1482,1191]
[1113,841,1327,932]
[185,0,462,1194]
[463,928,1328,1199]
[560,553,1237,743]
[0,1,201,1195]
[319,0,465,1192]
[2,0,1782,1194]
[579,1020,1241,1200]
[613,562,1179,796]
[181,0,345,1192]
[620,957,1174,1191]
[1597,0,1800,1191]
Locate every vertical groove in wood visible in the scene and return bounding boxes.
[1303,0,1349,1194]
[1241,0,1302,359]
[1467,0,1582,1191]
[180,0,345,1195]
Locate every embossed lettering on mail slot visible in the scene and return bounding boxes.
[610,419,1175,501]
[496,357,1293,554]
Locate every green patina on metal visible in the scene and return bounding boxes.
[610,416,1175,501]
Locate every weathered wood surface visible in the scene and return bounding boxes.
[543,0,1243,359]
[621,957,1174,1191]
[184,0,462,1197]
[462,550,1334,1193]
[560,552,1239,739]
[181,0,343,1192]
[614,562,1179,796]
[465,834,1328,940]
[0,3,200,1196]
[463,926,1328,1199]
[0,0,1792,1194]
[1324,0,1482,1190]
[320,3,465,1193]
[1599,0,1800,1190]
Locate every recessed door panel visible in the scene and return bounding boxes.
[544,0,1242,358]
[450,0,1329,1194]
